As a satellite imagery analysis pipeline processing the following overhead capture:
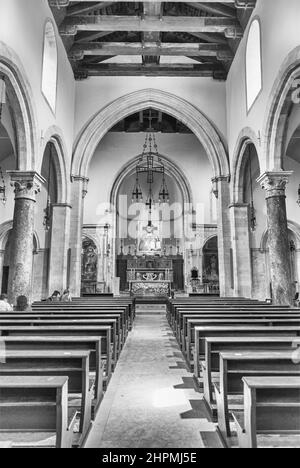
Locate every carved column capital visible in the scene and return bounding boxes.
[71,175,89,199]
[8,171,45,202]
[257,171,293,199]
[211,176,230,199]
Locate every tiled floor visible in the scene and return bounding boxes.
[85,307,222,448]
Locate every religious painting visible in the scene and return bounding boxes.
[81,237,98,294]
[202,237,219,283]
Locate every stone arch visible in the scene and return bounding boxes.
[0,41,38,171]
[263,45,300,171]
[231,127,261,204]
[201,233,218,250]
[72,89,229,179]
[110,153,193,209]
[0,221,40,252]
[41,126,69,204]
[260,221,300,252]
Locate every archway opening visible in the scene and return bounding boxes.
[83,107,220,295]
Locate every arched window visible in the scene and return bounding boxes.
[246,19,262,111]
[41,21,58,112]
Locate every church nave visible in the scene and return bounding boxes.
[85,305,221,449]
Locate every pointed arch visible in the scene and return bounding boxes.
[72,89,229,180]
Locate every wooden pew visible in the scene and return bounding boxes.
[0,349,94,444]
[185,317,300,361]
[193,326,300,377]
[0,316,123,356]
[0,325,113,382]
[201,336,300,406]
[175,309,300,344]
[33,302,134,329]
[171,305,294,335]
[232,377,300,448]
[0,335,104,407]
[213,351,300,439]
[0,376,77,448]
[0,313,127,348]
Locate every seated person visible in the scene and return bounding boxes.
[48,290,61,302]
[61,288,72,303]
[0,294,13,312]
[15,295,32,312]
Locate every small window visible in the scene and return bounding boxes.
[42,21,58,112]
[246,19,262,111]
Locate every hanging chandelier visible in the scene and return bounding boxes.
[248,146,257,232]
[131,110,170,212]
[0,167,6,205]
[0,75,5,123]
[0,76,7,205]
[43,145,53,231]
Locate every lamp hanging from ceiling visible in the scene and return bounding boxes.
[0,76,7,205]
[248,146,257,232]
[43,145,53,231]
[131,110,170,224]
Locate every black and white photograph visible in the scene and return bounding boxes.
[0,0,299,452]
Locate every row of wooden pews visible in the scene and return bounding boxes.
[0,296,134,448]
[168,296,300,448]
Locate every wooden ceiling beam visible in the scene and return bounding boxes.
[60,15,243,36]
[66,2,113,16]
[185,2,236,17]
[74,62,227,78]
[142,2,162,66]
[50,0,245,5]
[69,42,233,61]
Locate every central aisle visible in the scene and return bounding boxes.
[85,306,221,448]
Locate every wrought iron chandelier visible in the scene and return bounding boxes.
[131,111,170,216]
[0,76,7,205]
[248,146,257,232]
[0,167,6,205]
[43,145,53,231]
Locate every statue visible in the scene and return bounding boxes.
[139,224,161,253]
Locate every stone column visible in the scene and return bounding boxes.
[48,203,72,295]
[7,171,44,304]
[229,203,252,298]
[212,176,233,297]
[257,171,293,305]
[68,176,89,297]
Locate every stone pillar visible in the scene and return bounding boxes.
[7,171,44,304]
[212,176,233,297]
[257,171,294,305]
[48,203,72,295]
[68,176,89,297]
[229,203,252,298]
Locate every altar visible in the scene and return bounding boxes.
[130,280,171,297]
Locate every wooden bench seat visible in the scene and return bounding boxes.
[185,317,300,360]
[0,317,123,357]
[0,336,104,406]
[213,350,300,439]
[175,310,300,344]
[32,303,134,329]
[193,326,300,374]
[0,376,77,448]
[169,305,294,331]
[201,336,300,401]
[232,377,300,448]
[0,349,94,444]
[0,325,113,381]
